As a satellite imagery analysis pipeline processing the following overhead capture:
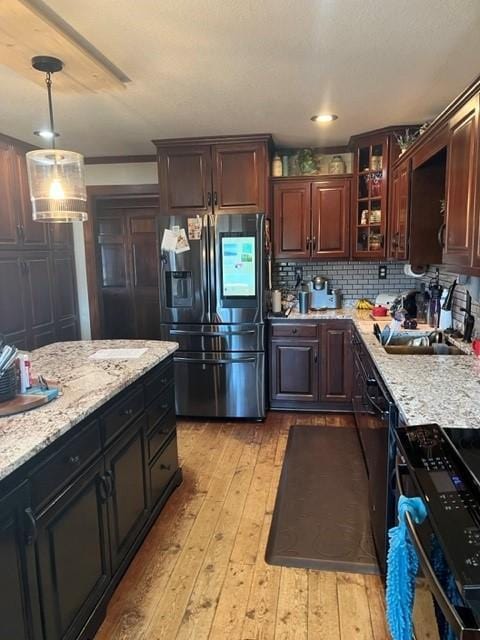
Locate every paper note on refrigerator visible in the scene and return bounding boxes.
[161,227,191,253]
[187,217,202,240]
[161,228,178,252]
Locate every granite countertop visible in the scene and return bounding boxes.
[270,309,480,428]
[0,340,178,482]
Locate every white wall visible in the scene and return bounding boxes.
[74,162,158,339]
[85,162,157,186]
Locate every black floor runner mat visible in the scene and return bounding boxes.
[266,424,379,574]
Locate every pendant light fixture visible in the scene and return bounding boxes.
[26,56,87,223]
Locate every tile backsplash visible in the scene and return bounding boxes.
[272,260,419,305]
[421,266,480,336]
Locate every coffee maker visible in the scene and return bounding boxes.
[310,276,342,310]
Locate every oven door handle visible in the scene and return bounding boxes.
[174,356,257,365]
[396,463,478,639]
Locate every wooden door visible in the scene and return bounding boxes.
[13,148,49,249]
[104,415,149,571]
[157,145,212,214]
[52,252,79,342]
[272,180,311,259]
[212,141,267,213]
[97,215,135,339]
[270,339,319,402]
[444,96,478,268]
[320,322,352,402]
[0,252,28,348]
[0,140,20,248]
[23,253,56,349]
[129,214,161,339]
[0,483,42,640]
[311,178,350,259]
[36,459,110,640]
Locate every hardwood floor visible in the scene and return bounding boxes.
[95,412,390,640]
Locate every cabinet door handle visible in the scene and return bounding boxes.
[121,408,134,416]
[437,222,446,248]
[312,236,316,251]
[99,474,109,502]
[207,192,212,207]
[68,455,81,465]
[291,328,298,335]
[24,507,37,545]
[314,352,318,364]
[160,378,168,385]
[105,470,115,498]
[213,191,218,206]
[16,224,24,242]
[306,237,311,249]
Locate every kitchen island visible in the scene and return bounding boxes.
[0,339,180,640]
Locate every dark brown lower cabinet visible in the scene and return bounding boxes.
[0,482,42,640]
[321,321,352,402]
[269,320,352,410]
[0,358,181,640]
[270,340,319,402]
[36,459,110,640]
[105,416,149,572]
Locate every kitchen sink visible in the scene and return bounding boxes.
[383,344,467,356]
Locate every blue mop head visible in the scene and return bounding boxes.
[386,496,427,640]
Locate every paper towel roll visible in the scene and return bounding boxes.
[404,264,426,278]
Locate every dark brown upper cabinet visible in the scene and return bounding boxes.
[443,95,479,270]
[311,179,350,259]
[156,145,212,215]
[155,135,271,215]
[0,140,22,248]
[272,177,351,260]
[350,132,394,260]
[389,160,410,261]
[212,142,267,213]
[272,180,311,259]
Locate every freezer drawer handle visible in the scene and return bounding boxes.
[395,463,476,637]
[169,329,256,337]
[175,357,257,365]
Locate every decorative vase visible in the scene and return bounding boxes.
[272,154,282,177]
[329,155,346,174]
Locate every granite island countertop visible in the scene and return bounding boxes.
[0,340,178,482]
[270,309,480,428]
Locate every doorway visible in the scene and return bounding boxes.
[85,185,161,339]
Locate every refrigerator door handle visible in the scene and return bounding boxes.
[202,214,211,320]
[207,213,217,320]
[169,329,256,336]
[175,356,257,365]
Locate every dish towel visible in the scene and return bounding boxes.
[431,535,464,640]
[386,495,427,640]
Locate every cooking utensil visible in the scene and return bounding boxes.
[461,291,475,342]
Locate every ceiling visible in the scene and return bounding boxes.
[2,0,480,156]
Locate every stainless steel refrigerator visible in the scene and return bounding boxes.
[158,213,265,419]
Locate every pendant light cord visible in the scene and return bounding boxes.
[45,71,56,150]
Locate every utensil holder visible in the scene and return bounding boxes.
[0,366,17,403]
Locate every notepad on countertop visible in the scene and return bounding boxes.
[89,348,148,360]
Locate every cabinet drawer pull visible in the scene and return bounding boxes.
[121,408,134,416]
[24,507,37,545]
[159,403,169,410]
[160,378,168,385]
[68,455,81,465]
[291,328,298,335]
[160,463,172,471]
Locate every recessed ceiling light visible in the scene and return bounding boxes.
[34,129,59,139]
[310,114,338,123]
